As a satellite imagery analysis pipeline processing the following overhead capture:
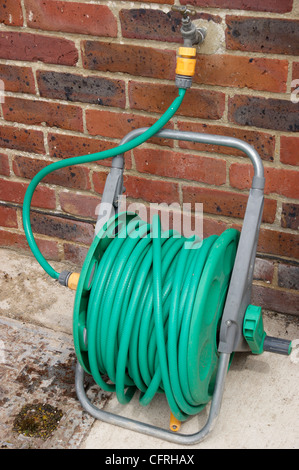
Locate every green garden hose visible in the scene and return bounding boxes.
[73,212,239,421]
[22,86,240,422]
[22,88,186,280]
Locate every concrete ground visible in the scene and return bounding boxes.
[0,247,298,450]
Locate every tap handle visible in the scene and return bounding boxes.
[171,5,196,19]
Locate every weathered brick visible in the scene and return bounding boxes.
[37,70,125,108]
[0,0,23,26]
[120,9,221,43]
[293,62,299,78]
[251,284,299,316]
[0,205,18,228]
[257,228,299,259]
[13,155,91,191]
[123,174,179,205]
[253,258,274,283]
[280,136,299,166]
[181,0,293,13]
[0,31,78,66]
[0,178,56,209]
[228,95,299,132]
[92,170,109,195]
[278,263,299,290]
[0,229,60,260]
[229,163,299,199]
[82,41,176,81]
[182,185,276,223]
[194,54,288,93]
[177,121,275,161]
[63,243,89,266]
[0,125,45,154]
[129,81,225,120]
[3,97,84,133]
[25,0,117,37]
[226,16,299,55]
[30,212,94,245]
[48,133,116,167]
[86,109,174,147]
[281,203,299,230]
[134,147,226,186]
[59,191,100,219]
[0,64,36,95]
[0,154,10,176]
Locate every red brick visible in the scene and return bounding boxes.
[37,70,125,108]
[0,229,60,260]
[181,0,293,13]
[86,109,174,148]
[48,133,115,166]
[278,263,299,290]
[253,258,274,283]
[48,132,132,170]
[0,205,18,228]
[120,9,220,43]
[30,212,94,245]
[293,62,299,83]
[63,243,89,266]
[13,155,91,191]
[229,162,299,199]
[59,191,100,219]
[0,125,45,154]
[194,54,288,93]
[228,95,299,132]
[252,284,299,316]
[182,185,276,223]
[129,81,225,120]
[0,178,56,210]
[177,121,275,162]
[25,0,117,37]
[203,216,227,238]
[257,228,299,259]
[92,170,109,195]
[0,31,78,66]
[82,41,176,80]
[281,203,299,230]
[226,16,299,55]
[0,154,10,176]
[0,0,23,26]
[123,174,179,205]
[280,136,299,166]
[3,97,83,133]
[134,147,226,186]
[0,64,35,95]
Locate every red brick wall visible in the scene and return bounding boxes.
[0,0,298,318]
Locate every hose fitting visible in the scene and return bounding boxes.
[58,270,80,290]
[172,5,207,89]
[175,46,197,89]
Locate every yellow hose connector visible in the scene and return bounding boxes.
[68,272,80,290]
[176,47,197,77]
[169,412,182,432]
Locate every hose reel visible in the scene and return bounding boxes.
[71,128,292,444]
[73,211,239,422]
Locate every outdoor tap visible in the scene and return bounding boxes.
[171,5,207,47]
[172,5,207,89]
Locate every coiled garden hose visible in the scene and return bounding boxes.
[22,88,186,280]
[22,85,240,422]
[73,212,239,421]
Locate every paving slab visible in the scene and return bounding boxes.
[0,247,298,449]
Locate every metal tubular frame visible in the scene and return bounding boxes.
[75,128,265,445]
